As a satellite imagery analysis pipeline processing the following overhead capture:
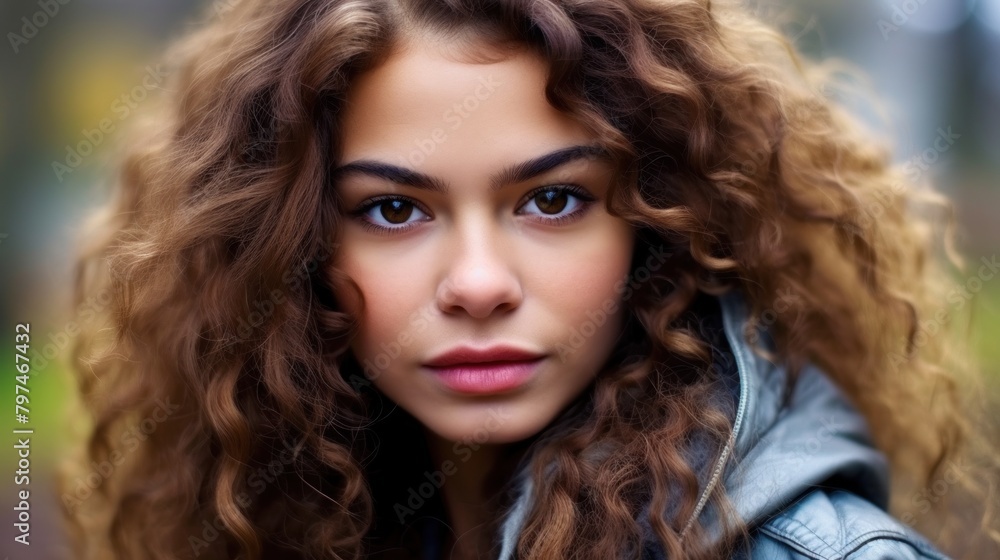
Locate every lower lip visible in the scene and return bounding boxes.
[423,358,543,395]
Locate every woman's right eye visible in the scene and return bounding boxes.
[351,197,431,234]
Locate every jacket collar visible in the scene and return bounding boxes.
[495,290,890,558]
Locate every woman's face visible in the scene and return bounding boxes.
[331,36,635,445]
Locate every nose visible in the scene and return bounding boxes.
[436,222,523,319]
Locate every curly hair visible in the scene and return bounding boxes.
[59,0,1000,558]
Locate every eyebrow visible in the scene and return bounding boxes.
[330,144,610,193]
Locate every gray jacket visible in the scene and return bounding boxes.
[492,291,950,559]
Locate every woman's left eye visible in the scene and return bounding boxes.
[517,185,596,222]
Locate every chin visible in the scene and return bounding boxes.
[424,406,545,446]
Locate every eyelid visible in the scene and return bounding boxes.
[349,194,432,217]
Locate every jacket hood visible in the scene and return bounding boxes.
[494,290,890,559]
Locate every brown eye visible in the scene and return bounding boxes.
[354,196,430,232]
[380,199,413,223]
[518,185,596,224]
[533,189,568,214]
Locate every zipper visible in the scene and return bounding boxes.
[679,292,751,539]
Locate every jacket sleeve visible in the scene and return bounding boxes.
[752,529,951,559]
[749,490,951,560]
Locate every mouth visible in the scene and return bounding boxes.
[423,344,545,367]
[422,358,545,395]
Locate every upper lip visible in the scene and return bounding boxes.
[423,345,546,367]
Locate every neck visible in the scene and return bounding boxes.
[423,428,534,559]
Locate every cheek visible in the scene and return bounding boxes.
[533,223,634,323]
[331,246,427,359]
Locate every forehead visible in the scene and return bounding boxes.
[335,36,597,173]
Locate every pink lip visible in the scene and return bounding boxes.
[422,345,546,395]
[423,359,544,395]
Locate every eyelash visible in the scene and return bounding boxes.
[348,184,597,235]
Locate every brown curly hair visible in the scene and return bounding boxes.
[59,0,1000,558]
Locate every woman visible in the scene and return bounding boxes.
[61,0,999,558]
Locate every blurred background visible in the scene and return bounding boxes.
[0,0,997,558]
